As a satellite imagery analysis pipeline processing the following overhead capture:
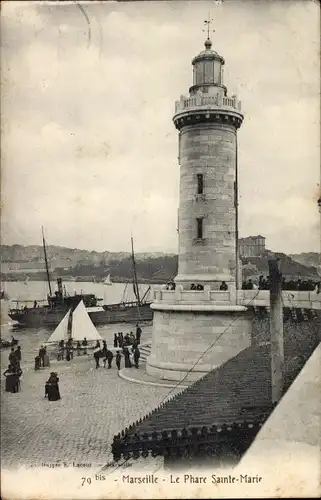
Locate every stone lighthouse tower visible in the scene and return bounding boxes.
[146,31,252,382]
[174,36,243,289]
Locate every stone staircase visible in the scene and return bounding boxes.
[138,344,151,363]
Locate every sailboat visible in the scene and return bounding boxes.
[46,300,103,344]
[8,228,102,328]
[103,274,112,286]
[8,233,153,328]
[89,237,153,325]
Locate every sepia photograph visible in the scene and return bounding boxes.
[1,0,320,498]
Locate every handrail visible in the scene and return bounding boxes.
[175,93,242,114]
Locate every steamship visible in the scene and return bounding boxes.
[8,232,153,329]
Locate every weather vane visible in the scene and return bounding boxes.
[203,14,215,40]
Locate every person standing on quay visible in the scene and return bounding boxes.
[58,340,64,361]
[45,372,61,401]
[106,349,114,369]
[14,346,22,368]
[9,348,16,367]
[102,340,108,356]
[115,351,121,371]
[113,334,118,348]
[123,347,132,368]
[4,364,22,392]
[66,338,73,360]
[133,346,140,369]
[136,324,142,345]
[43,346,50,367]
[82,337,88,355]
[93,347,101,369]
[102,341,108,367]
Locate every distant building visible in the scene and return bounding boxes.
[239,235,266,258]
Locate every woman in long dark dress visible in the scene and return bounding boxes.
[4,365,15,392]
[45,372,61,401]
[4,364,22,393]
[123,347,132,368]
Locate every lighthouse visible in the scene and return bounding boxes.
[174,36,243,289]
[147,27,253,382]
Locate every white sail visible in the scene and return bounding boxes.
[71,300,103,342]
[46,309,70,343]
[103,274,112,285]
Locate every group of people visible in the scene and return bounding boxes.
[93,340,115,369]
[164,281,230,292]
[190,283,204,290]
[113,324,142,348]
[93,325,142,370]
[3,344,23,393]
[242,276,321,292]
[56,337,89,360]
[3,323,145,401]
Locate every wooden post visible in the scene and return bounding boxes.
[268,259,284,404]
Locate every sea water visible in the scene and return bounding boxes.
[0,280,153,367]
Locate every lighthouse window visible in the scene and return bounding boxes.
[196,218,203,239]
[197,174,204,194]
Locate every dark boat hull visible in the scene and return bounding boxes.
[8,303,153,329]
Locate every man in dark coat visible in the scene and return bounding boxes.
[39,346,46,367]
[14,346,22,368]
[106,349,114,369]
[115,351,121,371]
[93,349,101,369]
[133,347,140,369]
[135,324,142,345]
[9,348,16,367]
[102,341,108,358]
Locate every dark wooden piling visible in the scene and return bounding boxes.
[268,259,284,404]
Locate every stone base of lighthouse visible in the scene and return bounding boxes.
[146,291,253,383]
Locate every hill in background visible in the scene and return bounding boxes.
[0,244,319,283]
[289,252,320,270]
[242,250,318,280]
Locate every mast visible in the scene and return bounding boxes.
[131,236,141,305]
[42,226,52,296]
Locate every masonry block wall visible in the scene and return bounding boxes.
[146,309,253,382]
[177,123,237,285]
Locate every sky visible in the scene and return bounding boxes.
[1,0,320,254]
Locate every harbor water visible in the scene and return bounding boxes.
[1,280,153,367]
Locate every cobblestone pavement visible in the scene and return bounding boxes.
[1,342,177,470]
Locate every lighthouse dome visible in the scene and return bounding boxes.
[190,38,226,95]
[192,38,225,65]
